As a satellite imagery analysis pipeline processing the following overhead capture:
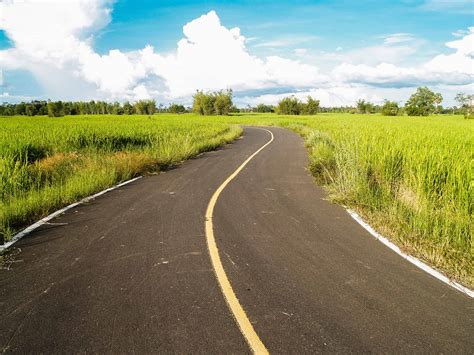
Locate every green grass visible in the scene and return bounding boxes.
[1,113,472,287]
[0,114,241,242]
[216,113,473,287]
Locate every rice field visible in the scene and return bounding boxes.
[0,113,472,286]
[0,114,241,243]
[219,113,473,286]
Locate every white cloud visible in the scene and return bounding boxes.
[332,28,474,88]
[381,33,415,44]
[0,1,472,106]
[0,5,326,100]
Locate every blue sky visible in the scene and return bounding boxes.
[0,0,473,106]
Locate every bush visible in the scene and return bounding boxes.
[381,101,400,116]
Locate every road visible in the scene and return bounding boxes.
[1,127,472,353]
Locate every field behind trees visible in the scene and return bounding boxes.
[0,113,471,287]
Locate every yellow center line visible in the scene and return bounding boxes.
[205,128,274,355]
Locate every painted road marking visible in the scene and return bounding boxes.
[0,176,143,252]
[347,209,474,298]
[205,128,273,355]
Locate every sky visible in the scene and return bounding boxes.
[0,0,473,106]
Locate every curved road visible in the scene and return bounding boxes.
[1,127,472,353]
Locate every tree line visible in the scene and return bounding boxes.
[1,87,472,118]
[0,100,158,117]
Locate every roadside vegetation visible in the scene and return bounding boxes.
[1,85,472,287]
[217,112,473,287]
[0,115,241,243]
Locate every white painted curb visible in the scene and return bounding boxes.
[347,209,474,298]
[0,176,143,252]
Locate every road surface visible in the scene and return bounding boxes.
[1,127,472,353]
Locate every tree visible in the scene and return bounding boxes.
[356,99,375,114]
[455,93,474,119]
[276,96,303,115]
[256,104,274,113]
[47,101,64,117]
[381,100,400,116]
[134,100,156,115]
[123,101,134,115]
[193,90,213,115]
[168,103,186,114]
[405,87,443,116]
[214,90,233,115]
[192,90,233,115]
[302,96,320,115]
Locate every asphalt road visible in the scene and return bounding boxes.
[1,127,472,353]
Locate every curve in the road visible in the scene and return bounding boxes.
[205,128,273,354]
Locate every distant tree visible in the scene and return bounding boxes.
[168,103,186,114]
[14,102,26,115]
[455,93,474,119]
[405,87,442,116]
[193,90,233,115]
[193,91,213,115]
[214,90,233,115]
[356,99,375,114]
[256,103,274,113]
[381,100,400,116]
[276,96,303,115]
[302,96,320,115]
[111,102,123,115]
[25,103,37,116]
[134,100,156,115]
[123,101,134,115]
[47,101,65,117]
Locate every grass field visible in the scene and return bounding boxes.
[219,113,473,286]
[0,113,472,287]
[0,115,241,243]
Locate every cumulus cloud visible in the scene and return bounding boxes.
[0,4,326,101]
[0,1,472,105]
[332,27,474,88]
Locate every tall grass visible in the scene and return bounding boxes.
[0,114,241,242]
[1,113,471,287]
[218,113,473,287]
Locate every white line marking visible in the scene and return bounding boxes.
[205,128,273,354]
[0,176,143,252]
[347,209,474,298]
